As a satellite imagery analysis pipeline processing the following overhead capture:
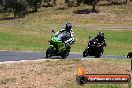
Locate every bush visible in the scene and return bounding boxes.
[14,0,28,18]
[26,0,42,12]
[76,0,83,6]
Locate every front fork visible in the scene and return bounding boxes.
[48,45,56,54]
[49,45,63,55]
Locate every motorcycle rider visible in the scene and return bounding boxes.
[55,23,75,48]
[95,32,107,47]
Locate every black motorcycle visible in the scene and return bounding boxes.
[83,37,104,58]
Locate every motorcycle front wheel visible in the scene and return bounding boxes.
[95,48,104,58]
[46,47,53,58]
[61,50,69,58]
[95,51,103,58]
[95,54,101,58]
[83,48,89,57]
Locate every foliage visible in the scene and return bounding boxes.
[0,0,28,18]
[0,0,56,17]
[26,0,42,12]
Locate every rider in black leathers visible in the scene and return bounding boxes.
[95,32,107,47]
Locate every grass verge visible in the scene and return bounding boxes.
[0,25,132,55]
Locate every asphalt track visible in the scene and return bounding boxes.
[0,51,128,62]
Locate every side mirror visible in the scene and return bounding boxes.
[52,30,55,33]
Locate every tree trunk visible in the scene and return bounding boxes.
[65,0,69,4]
[53,0,56,5]
[34,6,37,12]
[33,2,38,12]
[92,4,96,12]
[125,0,128,4]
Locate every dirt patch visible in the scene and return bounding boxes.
[0,59,131,88]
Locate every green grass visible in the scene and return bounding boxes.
[0,26,49,51]
[0,24,132,55]
[0,3,132,55]
[73,29,132,55]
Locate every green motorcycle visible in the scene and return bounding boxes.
[46,30,71,58]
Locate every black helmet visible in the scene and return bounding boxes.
[65,23,72,31]
[98,32,104,37]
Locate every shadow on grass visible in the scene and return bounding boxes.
[0,17,18,21]
[73,9,99,14]
[0,10,38,20]
[28,10,38,13]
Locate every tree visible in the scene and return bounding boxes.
[0,0,4,12]
[14,0,28,18]
[76,0,83,6]
[26,0,42,12]
[1,0,28,18]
